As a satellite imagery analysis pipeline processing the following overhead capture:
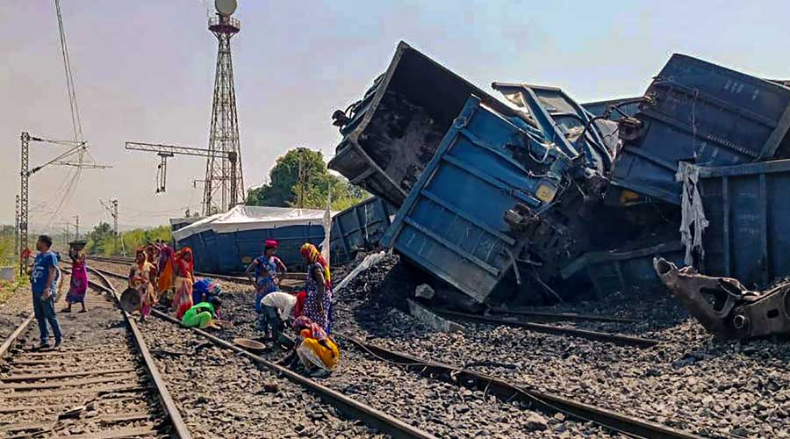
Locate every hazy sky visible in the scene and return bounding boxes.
[2,0,789,231]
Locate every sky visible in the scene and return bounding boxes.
[1,0,789,232]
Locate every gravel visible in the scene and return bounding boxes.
[331,254,790,438]
[1,274,168,437]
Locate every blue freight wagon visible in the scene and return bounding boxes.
[174,206,328,274]
[329,197,397,266]
[561,241,685,299]
[611,54,790,205]
[693,159,790,288]
[172,214,222,274]
[382,95,595,305]
[214,224,325,273]
[169,216,202,233]
[328,41,520,208]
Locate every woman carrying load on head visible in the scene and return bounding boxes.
[299,243,332,334]
[172,247,195,319]
[63,245,88,313]
[245,239,287,329]
[129,248,157,321]
[278,315,340,378]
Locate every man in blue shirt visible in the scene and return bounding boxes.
[30,235,63,349]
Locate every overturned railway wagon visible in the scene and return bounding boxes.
[610,53,790,205]
[328,41,520,208]
[382,94,613,305]
[172,214,222,273]
[173,205,328,274]
[329,196,397,266]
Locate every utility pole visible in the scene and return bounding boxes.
[19,133,29,272]
[18,132,108,273]
[74,215,79,240]
[112,199,119,250]
[297,153,304,209]
[100,198,120,254]
[14,195,20,260]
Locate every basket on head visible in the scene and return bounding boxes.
[120,288,142,313]
[68,240,87,252]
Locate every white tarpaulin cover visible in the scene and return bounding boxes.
[171,212,223,241]
[173,205,338,241]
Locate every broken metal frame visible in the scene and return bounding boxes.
[654,258,790,339]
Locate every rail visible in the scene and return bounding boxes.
[82,266,192,439]
[436,309,660,348]
[0,316,34,358]
[338,334,702,439]
[89,266,438,439]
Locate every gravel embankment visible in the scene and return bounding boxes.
[331,254,790,438]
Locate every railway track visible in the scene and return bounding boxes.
[87,265,438,438]
[92,264,701,438]
[436,309,661,348]
[0,270,190,438]
[88,255,303,291]
[336,334,703,439]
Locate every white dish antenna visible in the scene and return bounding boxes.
[215,0,237,16]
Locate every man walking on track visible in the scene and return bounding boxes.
[30,235,63,349]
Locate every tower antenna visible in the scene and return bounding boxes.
[203,0,244,216]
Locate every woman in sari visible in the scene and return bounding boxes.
[63,246,88,313]
[157,245,176,307]
[300,243,332,333]
[145,245,159,290]
[129,248,157,321]
[245,240,287,331]
[172,247,195,319]
[278,316,340,377]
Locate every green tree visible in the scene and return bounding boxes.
[85,222,115,255]
[84,224,172,257]
[247,147,368,211]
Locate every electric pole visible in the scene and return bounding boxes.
[74,215,79,240]
[101,199,120,254]
[14,195,19,260]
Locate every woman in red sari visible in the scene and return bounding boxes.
[172,247,195,319]
[64,246,88,313]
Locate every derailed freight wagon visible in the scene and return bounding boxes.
[685,159,790,289]
[172,214,222,274]
[329,196,397,266]
[173,205,329,274]
[381,93,618,307]
[328,41,522,208]
[609,54,790,205]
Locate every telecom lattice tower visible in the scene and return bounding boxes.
[203,0,244,216]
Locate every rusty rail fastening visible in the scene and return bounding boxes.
[90,266,438,439]
[82,266,192,439]
[436,309,660,348]
[337,333,703,439]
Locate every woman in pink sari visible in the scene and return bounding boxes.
[172,247,195,319]
[64,246,88,313]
